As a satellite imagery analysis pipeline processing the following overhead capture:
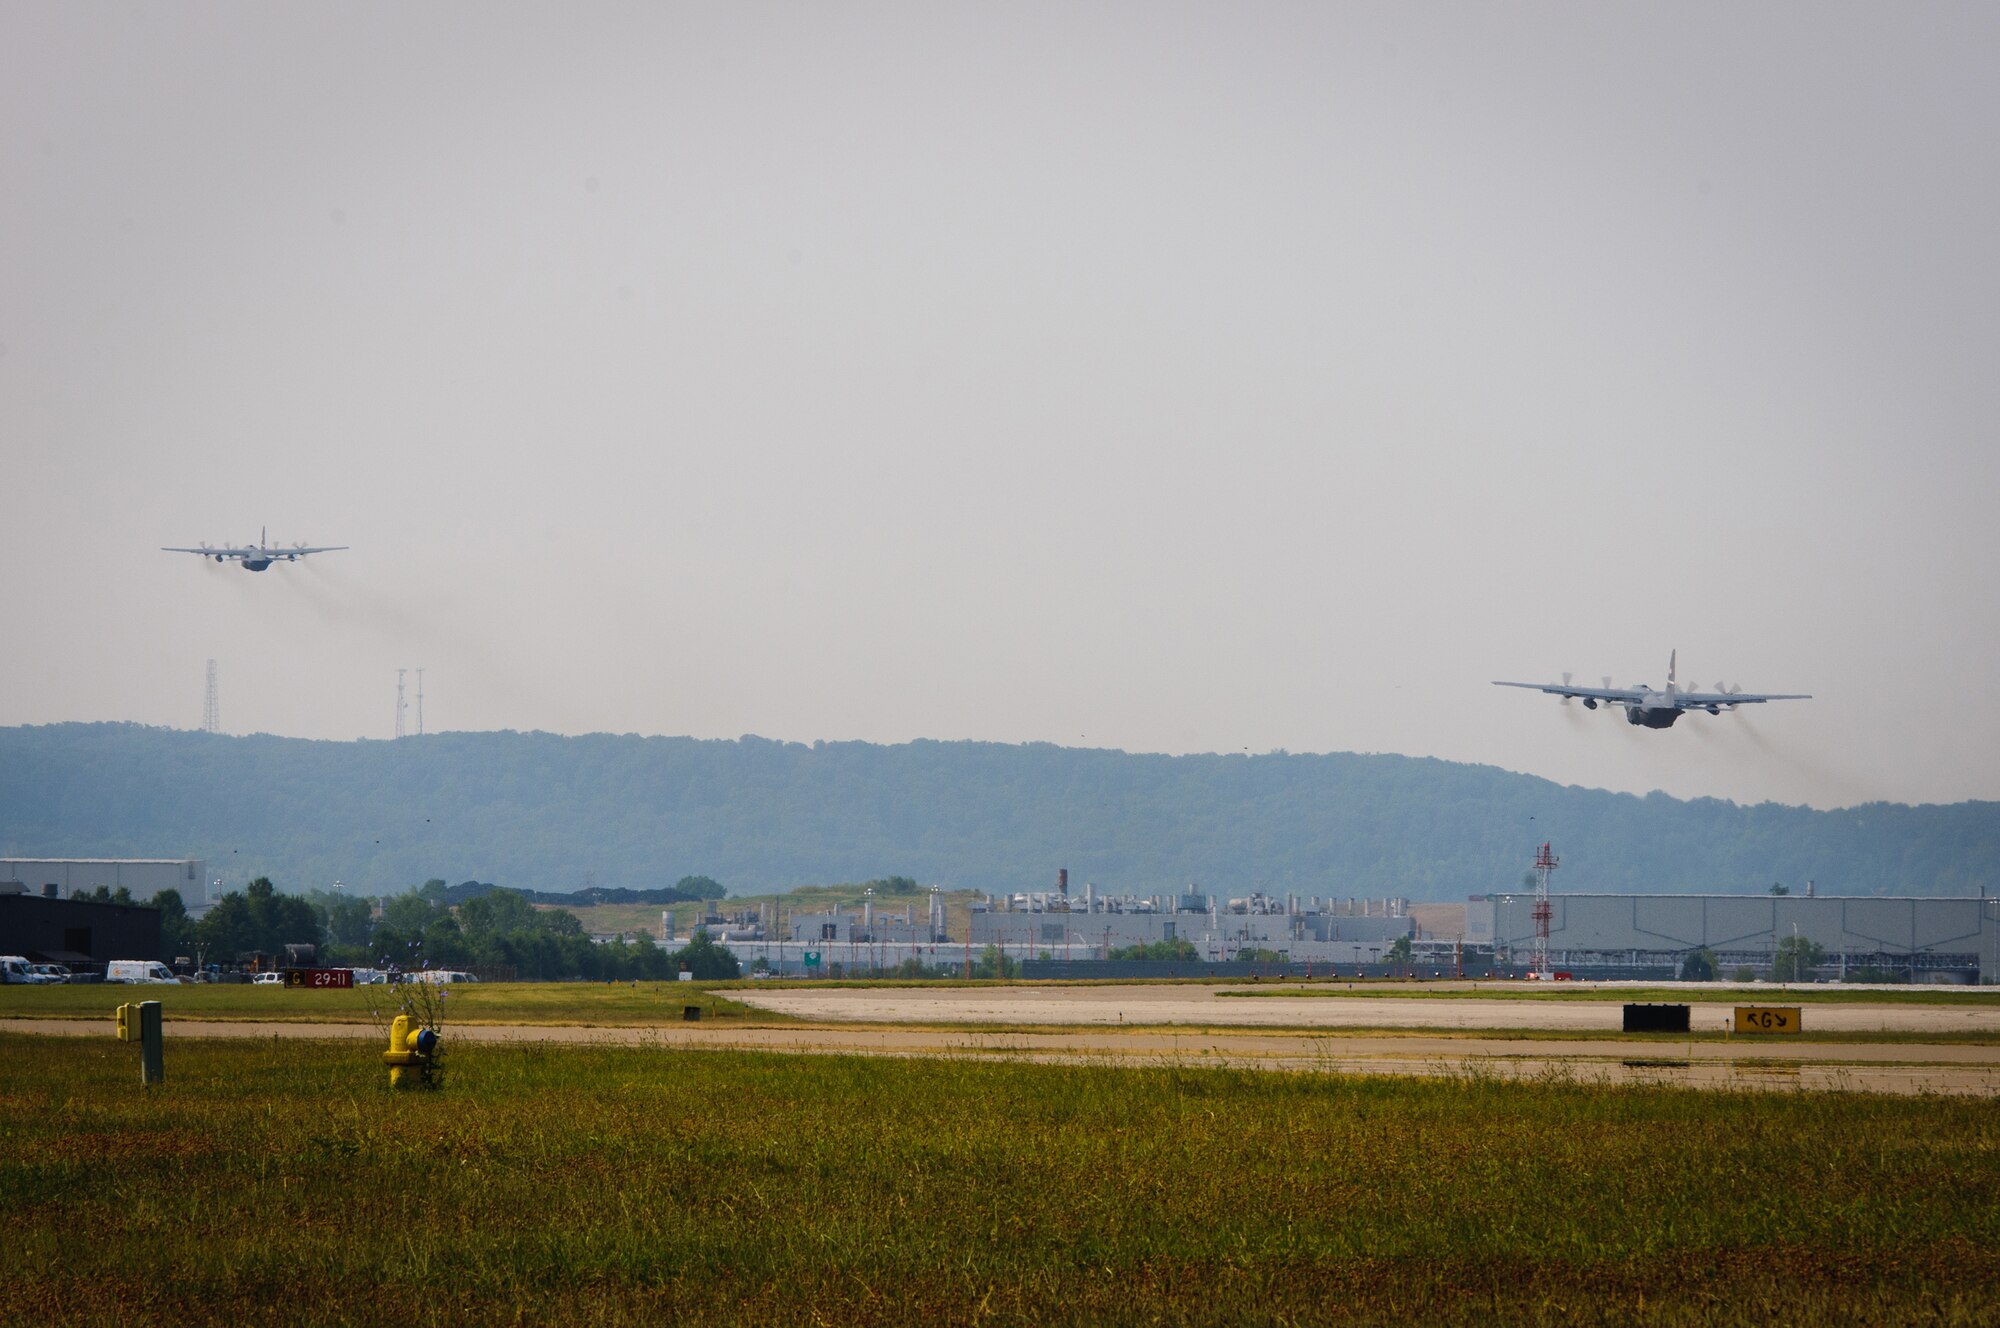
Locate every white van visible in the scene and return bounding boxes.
[105,960,178,984]
[0,956,35,984]
[414,969,478,984]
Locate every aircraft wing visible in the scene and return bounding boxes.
[162,545,252,557]
[278,545,348,556]
[1672,690,1811,707]
[1491,680,1645,704]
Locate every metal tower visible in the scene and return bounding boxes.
[395,668,407,738]
[1532,841,1559,979]
[202,659,220,734]
[415,668,425,736]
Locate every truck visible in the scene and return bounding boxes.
[105,960,178,984]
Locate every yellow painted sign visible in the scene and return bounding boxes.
[1734,1005,1802,1034]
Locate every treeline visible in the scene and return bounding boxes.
[423,876,728,908]
[534,877,728,906]
[136,877,740,981]
[1106,938,1199,962]
[6,723,1999,900]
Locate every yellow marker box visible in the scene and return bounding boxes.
[1734,1005,1803,1034]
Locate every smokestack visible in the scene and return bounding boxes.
[1058,867,1068,897]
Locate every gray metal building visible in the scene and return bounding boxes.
[0,858,210,911]
[968,888,1414,964]
[1484,892,2000,981]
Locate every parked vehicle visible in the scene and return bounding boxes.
[249,971,285,985]
[0,956,38,984]
[105,959,178,984]
[414,970,478,984]
[29,964,70,984]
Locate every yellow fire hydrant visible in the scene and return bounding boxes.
[382,1012,439,1087]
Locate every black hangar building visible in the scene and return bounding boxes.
[0,882,163,970]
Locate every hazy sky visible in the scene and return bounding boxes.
[5,3,1998,812]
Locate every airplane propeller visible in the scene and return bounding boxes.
[1557,671,1574,705]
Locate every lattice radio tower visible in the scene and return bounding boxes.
[395,668,407,738]
[415,668,425,736]
[1532,841,1559,979]
[202,659,220,734]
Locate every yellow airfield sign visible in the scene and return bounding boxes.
[1734,1006,1803,1034]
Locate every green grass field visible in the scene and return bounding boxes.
[0,981,775,1025]
[6,1031,1998,1325]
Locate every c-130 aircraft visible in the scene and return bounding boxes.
[162,527,347,571]
[1493,652,1809,728]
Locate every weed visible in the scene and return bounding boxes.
[3,1033,1996,1324]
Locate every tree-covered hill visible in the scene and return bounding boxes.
[1,723,1994,900]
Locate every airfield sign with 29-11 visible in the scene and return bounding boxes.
[1734,1005,1803,1034]
[283,968,354,989]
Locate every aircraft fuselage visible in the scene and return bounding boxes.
[1492,653,1807,727]
[169,527,339,570]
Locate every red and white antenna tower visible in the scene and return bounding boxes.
[1532,842,1558,979]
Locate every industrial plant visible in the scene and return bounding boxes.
[717,863,2000,983]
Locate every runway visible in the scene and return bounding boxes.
[730,981,2000,1035]
[10,981,1999,1096]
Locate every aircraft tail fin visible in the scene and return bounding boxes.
[1668,649,1677,693]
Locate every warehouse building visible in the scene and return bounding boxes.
[0,883,164,971]
[749,881,1419,974]
[0,858,210,911]
[1483,891,2000,982]
[968,884,1414,964]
